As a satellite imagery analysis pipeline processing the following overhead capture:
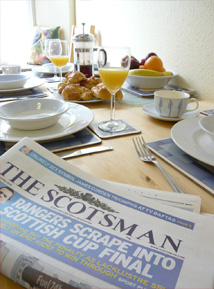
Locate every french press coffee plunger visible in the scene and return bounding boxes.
[72,23,95,78]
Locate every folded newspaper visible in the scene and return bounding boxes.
[1,137,214,289]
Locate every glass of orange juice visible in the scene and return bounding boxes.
[49,39,69,82]
[97,46,131,132]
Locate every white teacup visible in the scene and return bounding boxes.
[2,65,21,74]
[154,90,198,118]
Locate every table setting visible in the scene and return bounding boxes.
[0,37,214,205]
[1,38,214,289]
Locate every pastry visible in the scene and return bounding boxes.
[65,71,86,84]
[81,91,94,101]
[61,85,81,101]
[91,83,123,100]
[61,84,93,101]
[80,76,102,89]
[57,82,67,93]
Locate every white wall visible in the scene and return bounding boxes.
[34,0,76,41]
[76,0,214,99]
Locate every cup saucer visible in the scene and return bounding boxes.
[142,103,199,121]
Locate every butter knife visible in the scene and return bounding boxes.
[57,146,113,159]
[0,93,47,102]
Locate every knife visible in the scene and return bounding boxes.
[57,146,113,159]
[0,93,47,102]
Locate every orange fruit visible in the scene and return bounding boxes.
[143,56,164,72]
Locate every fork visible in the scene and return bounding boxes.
[133,136,188,194]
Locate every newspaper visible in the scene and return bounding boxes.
[1,137,214,289]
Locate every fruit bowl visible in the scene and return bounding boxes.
[0,98,70,130]
[126,72,176,90]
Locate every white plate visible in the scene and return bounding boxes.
[32,63,74,75]
[199,115,214,136]
[171,117,214,166]
[54,91,102,104]
[0,103,94,142]
[142,103,199,121]
[0,77,46,93]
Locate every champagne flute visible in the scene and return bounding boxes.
[49,39,69,82]
[97,46,131,132]
[45,39,60,82]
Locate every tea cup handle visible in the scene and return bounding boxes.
[186,98,199,112]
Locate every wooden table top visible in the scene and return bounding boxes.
[1,93,213,289]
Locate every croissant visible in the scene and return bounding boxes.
[92,83,123,101]
[65,71,86,84]
[80,76,102,89]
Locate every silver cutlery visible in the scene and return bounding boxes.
[57,146,113,159]
[0,93,47,102]
[133,136,188,194]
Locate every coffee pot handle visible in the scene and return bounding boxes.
[95,48,107,67]
[99,49,107,66]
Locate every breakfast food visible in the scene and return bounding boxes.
[121,55,139,70]
[61,84,94,101]
[92,83,123,101]
[57,71,123,101]
[129,69,173,77]
[139,52,157,66]
[140,56,165,72]
[125,52,173,76]
[80,76,102,89]
[65,71,86,84]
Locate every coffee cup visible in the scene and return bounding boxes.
[2,65,21,74]
[154,90,198,118]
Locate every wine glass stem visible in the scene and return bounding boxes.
[54,66,57,78]
[59,68,62,82]
[110,94,116,121]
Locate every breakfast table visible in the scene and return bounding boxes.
[0,77,214,288]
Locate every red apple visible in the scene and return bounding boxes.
[145,52,157,61]
[139,58,146,66]
[130,56,139,69]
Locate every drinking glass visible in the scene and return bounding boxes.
[49,39,69,82]
[97,46,131,132]
[45,39,60,82]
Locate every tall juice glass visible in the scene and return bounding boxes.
[97,47,130,132]
[45,39,60,82]
[49,40,69,82]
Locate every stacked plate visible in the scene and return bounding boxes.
[0,99,94,142]
[171,116,214,166]
[0,74,46,93]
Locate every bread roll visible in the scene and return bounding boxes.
[57,82,67,93]
[65,71,86,84]
[92,83,123,100]
[61,85,81,101]
[81,76,102,89]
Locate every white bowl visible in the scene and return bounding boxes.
[199,115,214,137]
[0,98,70,130]
[126,72,176,89]
[0,74,29,89]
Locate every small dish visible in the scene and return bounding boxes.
[0,98,69,130]
[126,72,176,89]
[0,103,94,142]
[0,77,45,93]
[32,63,74,75]
[199,115,214,136]
[142,103,199,121]
[0,74,29,89]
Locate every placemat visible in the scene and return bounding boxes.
[200,109,214,116]
[148,138,214,195]
[0,128,101,156]
[121,82,196,106]
[89,119,141,139]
